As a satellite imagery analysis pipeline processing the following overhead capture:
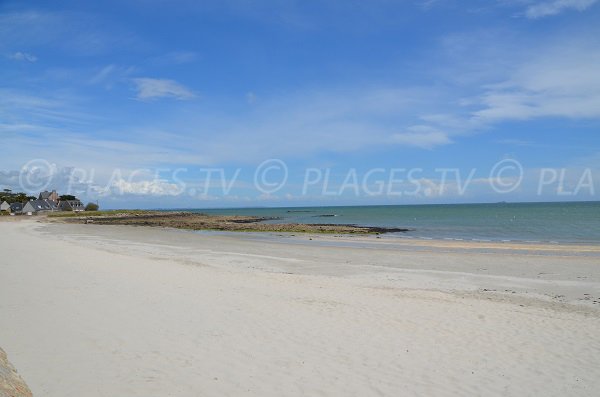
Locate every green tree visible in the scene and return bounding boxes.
[10,193,28,203]
[59,195,77,201]
[85,202,99,211]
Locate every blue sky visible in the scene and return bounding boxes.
[1,0,599,208]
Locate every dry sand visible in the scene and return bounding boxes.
[1,219,599,396]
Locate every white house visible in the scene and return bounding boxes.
[0,201,10,212]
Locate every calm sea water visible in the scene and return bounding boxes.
[188,202,600,244]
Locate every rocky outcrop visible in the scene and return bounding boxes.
[59,211,410,234]
[0,348,32,397]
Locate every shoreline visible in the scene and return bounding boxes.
[39,209,600,246]
[37,212,600,255]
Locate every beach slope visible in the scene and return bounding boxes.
[1,219,599,396]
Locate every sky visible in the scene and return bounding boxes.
[1,0,600,208]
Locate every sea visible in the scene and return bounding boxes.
[189,201,600,244]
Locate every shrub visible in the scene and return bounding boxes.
[85,202,99,211]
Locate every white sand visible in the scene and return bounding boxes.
[1,219,600,396]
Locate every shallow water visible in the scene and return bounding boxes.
[185,202,600,244]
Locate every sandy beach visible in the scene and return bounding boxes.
[1,218,599,396]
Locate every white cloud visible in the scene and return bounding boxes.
[472,41,600,122]
[425,28,600,136]
[0,10,143,56]
[0,163,96,197]
[525,0,597,18]
[90,64,117,84]
[417,0,442,10]
[109,178,184,196]
[133,78,195,101]
[0,89,94,127]
[160,51,198,64]
[0,83,454,173]
[89,64,136,89]
[0,162,186,201]
[180,86,453,159]
[391,126,452,149]
[8,51,37,62]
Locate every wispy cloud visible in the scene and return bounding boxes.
[0,10,144,56]
[151,51,198,65]
[496,138,536,146]
[524,0,598,18]
[8,51,37,62]
[0,83,449,179]
[417,0,443,11]
[391,126,452,149]
[132,78,196,101]
[0,89,94,127]
[423,30,600,136]
[472,40,600,122]
[130,85,455,163]
[90,65,117,84]
[89,64,136,89]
